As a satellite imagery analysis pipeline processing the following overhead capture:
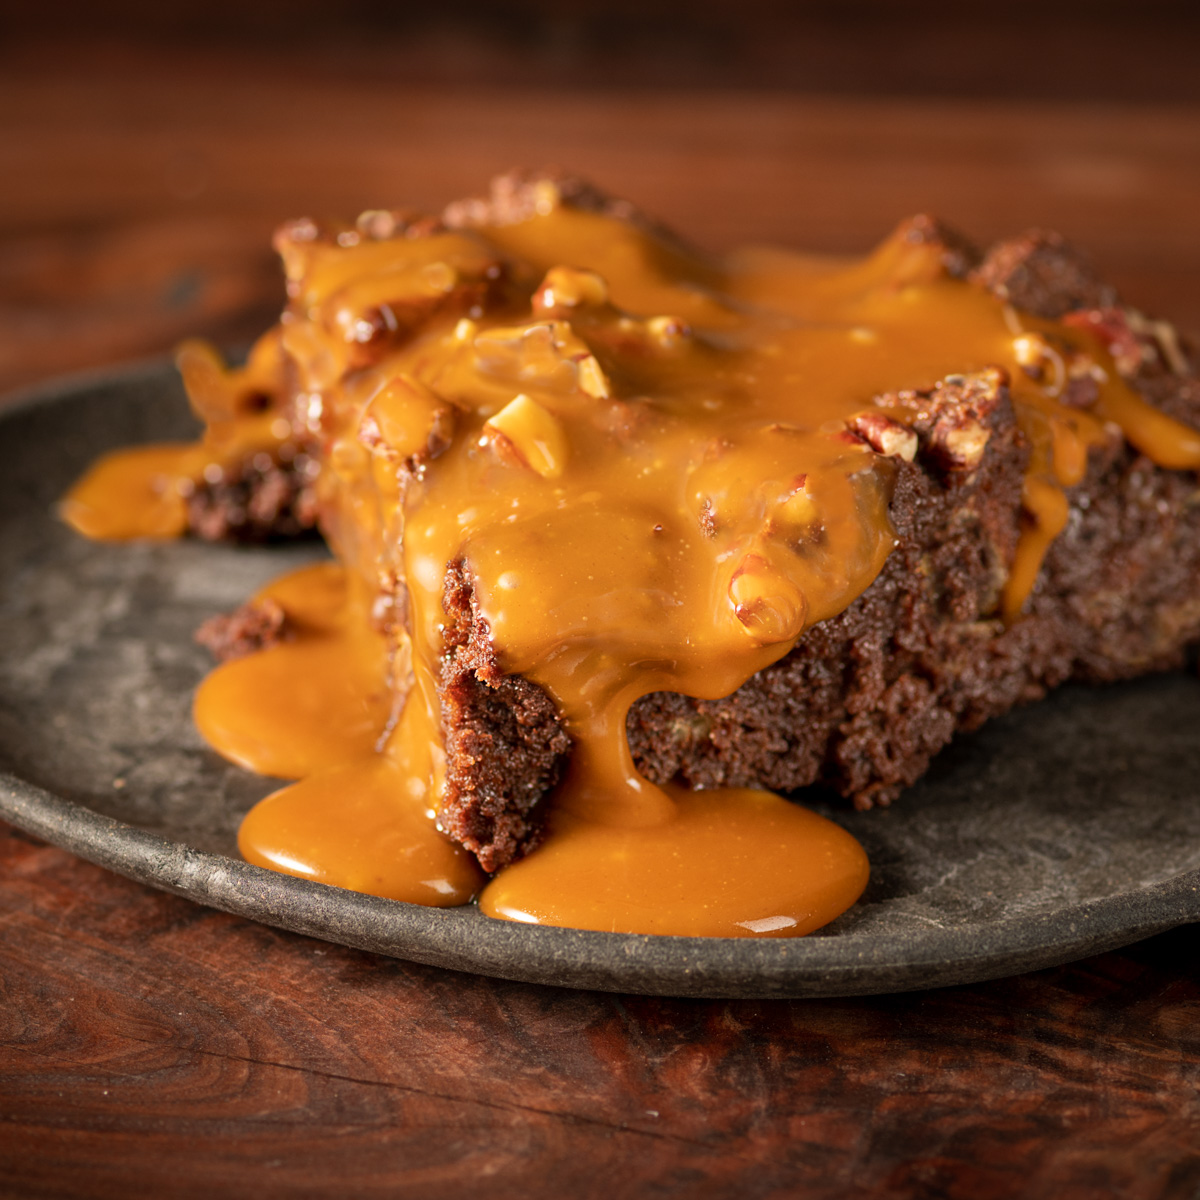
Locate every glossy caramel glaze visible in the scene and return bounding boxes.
[478,784,869,937]
[60,443,199,539]
[194,563,392,779]
[239,756,484,907]
[61,184,1200,937]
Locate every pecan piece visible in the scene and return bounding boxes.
[847,412,918,462]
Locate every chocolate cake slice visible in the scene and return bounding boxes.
[435,176,1200,866]
[185,171,1200,876]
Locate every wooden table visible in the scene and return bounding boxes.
[2,41,1199,1199]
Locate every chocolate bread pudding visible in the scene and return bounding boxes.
[62,171,1200,938]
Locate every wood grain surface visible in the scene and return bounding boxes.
[4,825,1200,1199]
[1,30,1199,1199]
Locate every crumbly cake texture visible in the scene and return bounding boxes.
[630,227,1200,814]
[192,172,1200,871]
[438,561,573,871]
[187,454,319,542]
[196,597,291,662]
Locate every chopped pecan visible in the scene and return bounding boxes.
[480,394,569,479]
[847,412,918,461]
[359,375,457,467]
[1065,306,1192,378]
[729,552,808,646]
[444,168,644,231]
[532,266,610,314]
[935,421,991,471]
[882,368,1008,481]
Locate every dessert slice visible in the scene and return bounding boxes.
[64,172,1200,936]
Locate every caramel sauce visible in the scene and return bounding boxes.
[193,563,392,779]
[62,190,1200,938]
[239,757,483,906]
[479,785,868,937]
[61,443,200,539]
[62,332,299,542]
[1002,478,1071,624]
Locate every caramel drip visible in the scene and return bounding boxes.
[1002,478,1071,623]
[61,443,200,539]
[239,757,483,906]
[1096,384,1200,469]
[479,785,868,937]
[194,563,392,779]
[212,567,479,903]
[61,332,299,543]
[63,194,1200,939]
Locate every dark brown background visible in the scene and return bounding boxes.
[2,4,1199,1196]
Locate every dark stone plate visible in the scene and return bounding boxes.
[2,362,1199,998]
